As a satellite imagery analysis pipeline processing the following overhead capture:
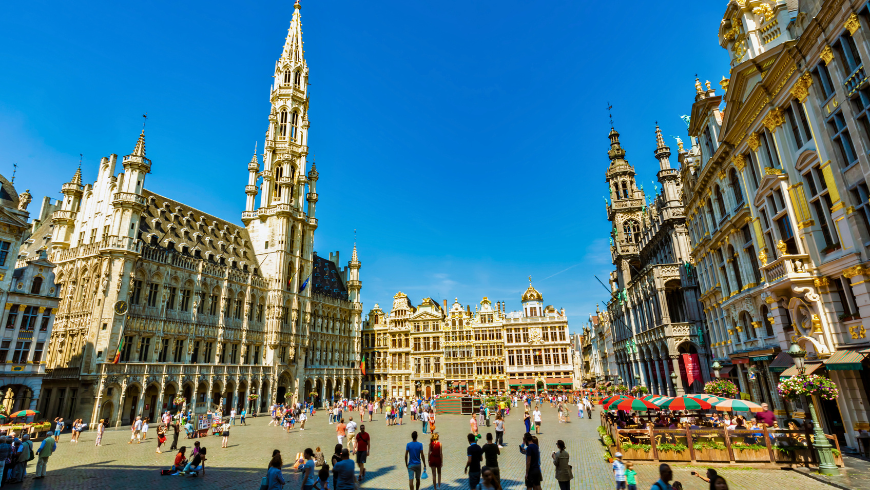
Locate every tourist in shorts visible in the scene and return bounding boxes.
[404,431,426,490]
[355,425,371,481]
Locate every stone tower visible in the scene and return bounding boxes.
[243,0,316,364]
[605,128,645,289]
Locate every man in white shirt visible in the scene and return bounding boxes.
[129,417,143,444]
[421,410,429,434]
[230,408,236,425]
[533,408,542,434]
[346,417,358,454]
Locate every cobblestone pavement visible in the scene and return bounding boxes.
[12,404,838,489]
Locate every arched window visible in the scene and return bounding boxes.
[621,181,629,199]
[274,166,283,198]
[623,220,640,243]
[279,110,288,138]
[30,277,43,295]
[730,169,744,206]
[740,311,756,339]
[714,185,727,218]
[294,70,301,87]
[290,112,299,141]
[283,71,291,84]
[728,245,743,292]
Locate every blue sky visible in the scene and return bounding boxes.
[1,1,730,332]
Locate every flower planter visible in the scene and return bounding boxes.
[621,448,653,460]
[774,447,812,465]
[732,447,770,463]
[656,450,691,462]
[694,448,729,462]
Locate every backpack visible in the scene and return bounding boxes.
[25,441,34,462]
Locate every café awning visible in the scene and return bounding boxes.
[779,362,825,379]
[768,352,795,373]
[824,350,865,371]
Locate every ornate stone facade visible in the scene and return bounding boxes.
[20,1,362,426]
[603,125,706,396]
[683,0,870,450]
[361,282,574,397]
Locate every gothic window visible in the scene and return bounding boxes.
[622,220,639,243]
[290,111,299,140]
[621,181,629,199]
[279,110,288,138]
[294,70,301,87]
[728,245,743,292]
[714,185,727,219]
[729,169,744,207]
[283,70,291,84]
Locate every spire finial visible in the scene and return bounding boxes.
[529,275,532,285]
[294,0,301,9]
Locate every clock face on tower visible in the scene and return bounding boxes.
[114,300,128,316]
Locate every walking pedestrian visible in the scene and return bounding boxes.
[299,448,316,490]
[333,448,356,490]
[95,419,105,446]
[142,418,150,440]
[480,466,503,490]
[355,425,370,482]
[405,431,426,490]
[346,417,357,454]
[584,398,593,419]
[651,463,673,490]
[494,414,505,447]
[241,408,247,425]
[53,418,64,442]
[428,433,442,490]
[336,418,347,447]
[553,440,572,490]
[523,432,542,490]
[612,452,627,489]
[170,420,180,450]
[11,434,32,483]
[421,410,429,434]
[465,432,483,490]
[481,433,500,482]
[533,408,542,435]
[221,421,231,448]
[0,437,10,483]
[129,416,142,444]
[33,433,56,480]
[470,415,479,438]
[626,462,638,490]
[267,452,286,490]
[523,411,531,434]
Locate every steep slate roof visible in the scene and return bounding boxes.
[140,189,258,270]
[312,254,348,300]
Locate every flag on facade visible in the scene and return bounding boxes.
[360,355,366,376]
[112,337,124,364]
[299,276,310,292]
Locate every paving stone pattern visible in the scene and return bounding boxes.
[12,404,837,489]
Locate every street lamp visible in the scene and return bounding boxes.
[669,371,678,395]
[786,341,838,475]
[712,361,721,379]
[634,374,641,386]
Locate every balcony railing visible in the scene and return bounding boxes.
[845,63,868,96]
[761,253,811,285]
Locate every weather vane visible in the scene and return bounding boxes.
[10,163,16,184]
[143,113,148,130]
[607,102,614,128]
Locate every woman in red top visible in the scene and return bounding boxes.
[173,446,188,472]
[428,433,443,490]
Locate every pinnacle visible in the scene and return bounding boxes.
[132,130,146,157]
[70,167,82,185]
[655,124,667,149]
[351,243,358,262]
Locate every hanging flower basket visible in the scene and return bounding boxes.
[173,395,186,405]
[778,374,839,401]
[361,390,369,395]
[309,391,319,398]
[248,394,259,401]
[631,386,649,395]
[704,379,739,398]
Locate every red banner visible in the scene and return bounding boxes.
[682,353,702,387]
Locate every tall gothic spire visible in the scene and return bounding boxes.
[280,0,305,63]
[132,130,146,157]
[654,124,671,170]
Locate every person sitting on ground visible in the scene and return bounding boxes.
[178,447,206,476]
[173,447,188,472]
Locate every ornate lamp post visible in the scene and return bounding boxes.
[786,341,838,475]
[712,361,721,379]
[634,374,641,387]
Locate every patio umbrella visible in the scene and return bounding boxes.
[10,410,38,418]
[641,395,660,401]
[656,396,712,411]
[650,396,674,406]
[599,395,627,406]
[605,397,659,411]
[696,395,728,403]
[713,399,763,412]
